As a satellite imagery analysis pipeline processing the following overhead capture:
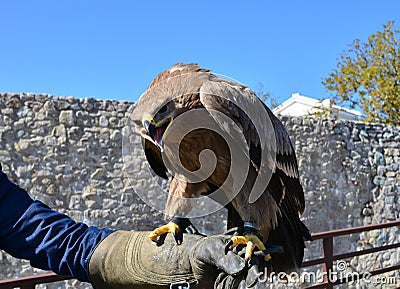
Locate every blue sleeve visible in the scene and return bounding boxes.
[0,165,114,282]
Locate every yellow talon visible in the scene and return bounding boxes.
[228,234,271,262]
[149,221,181,241]
[229,236,249,247]
[245,241,256,261]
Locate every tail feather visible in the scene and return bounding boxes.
[267,214,311,273]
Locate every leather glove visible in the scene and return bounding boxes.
[88,231,246,289]
[215,243,285,289]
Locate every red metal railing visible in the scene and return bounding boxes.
[0,220,399,289]
[301,219,400,289]
[0,273,212,289]
[0,273,73,289]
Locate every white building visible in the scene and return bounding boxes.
[272,93,363,121]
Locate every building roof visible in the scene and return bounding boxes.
[272,93,363,121]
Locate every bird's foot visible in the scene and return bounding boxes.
[225,233,271,263]
[149,221,182,246]
[225,224,283,263]
[149,217,194,246]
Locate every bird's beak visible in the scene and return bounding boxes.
[141,113,173,151]
[142,113,156,138]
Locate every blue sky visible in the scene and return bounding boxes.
[1,1,400,104]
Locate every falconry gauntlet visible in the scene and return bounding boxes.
[88,231,246,289]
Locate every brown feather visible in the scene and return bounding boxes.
[137,62,307,244]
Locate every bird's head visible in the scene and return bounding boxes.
[139,100,189,151]
[134,63,211,151]
[140,107,172,151]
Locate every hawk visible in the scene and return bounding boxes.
[132,63,311,272]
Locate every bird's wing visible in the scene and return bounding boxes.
[199,77,305,214]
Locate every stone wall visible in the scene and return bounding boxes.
[0,93,161,288]
[0,93,398,288]
[281,116,399,229]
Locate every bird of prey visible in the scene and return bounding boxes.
[132,63,311,272]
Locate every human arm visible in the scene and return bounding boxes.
[0,164,113,281]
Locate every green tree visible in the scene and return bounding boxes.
[323,21,400,125]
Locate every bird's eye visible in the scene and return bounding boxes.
[158,104,168,114]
